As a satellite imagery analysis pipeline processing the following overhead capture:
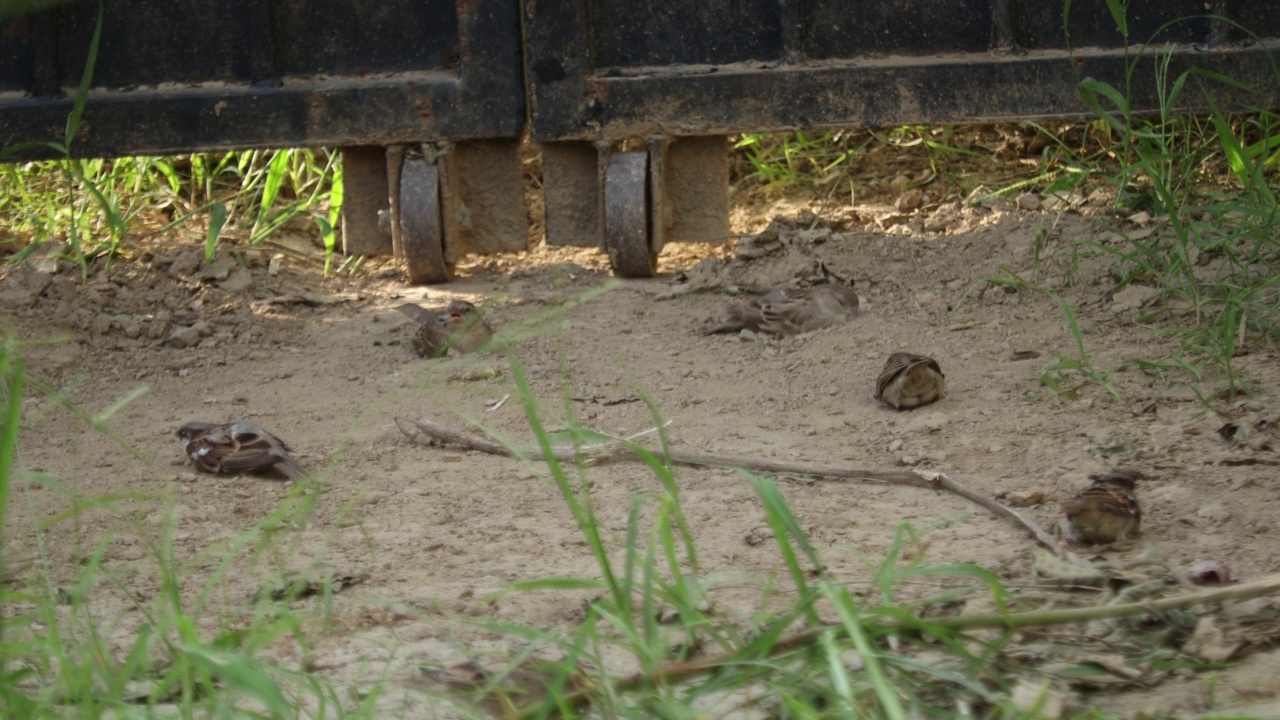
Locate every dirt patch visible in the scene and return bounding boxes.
[4,187,1280,716]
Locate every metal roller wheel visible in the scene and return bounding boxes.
[398,152,450,284]
[602,149,655,278]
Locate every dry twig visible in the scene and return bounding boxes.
[396,415,1065,557]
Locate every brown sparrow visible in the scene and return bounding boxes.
[177,421,308,480]
[875,353,946,410]
[409,660,592,718]
[1063,468,1144,544]
[704,283,861,336]
[396,300,493,357]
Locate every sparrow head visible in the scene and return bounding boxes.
[829,283,861,310]
[446,300,478,323]
[177,421,217,442]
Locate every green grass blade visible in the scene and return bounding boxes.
[0,343,23,613]
[823,582,909,720]
[204,202,227,260]
[180,642,288,718]
[744,472,822,626]
[258,151,290,227]
[64,0,103,148]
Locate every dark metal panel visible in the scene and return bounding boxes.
[0,75,481,158]
[54,0,273,87]
[548,45,1280,138]
[528,0,1280,141]
[0,0,523,158]
[589,0,783,68]
[1012,0,1213,49]
[0,12,49,94]
[803,0,992,58]
[269,0,459,76]
[1230,1,1280,41]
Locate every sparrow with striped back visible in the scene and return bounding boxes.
[1063,467,1144,545]
[396,299,493,357]
[704,282,861,337]
[177,420,308,480]
[875,353,946,410]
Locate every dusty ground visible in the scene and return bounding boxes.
[5,167,1280,717]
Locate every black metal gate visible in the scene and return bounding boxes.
[525,0,1280,276]
[0,0,527,283]
[2,1,1278,281]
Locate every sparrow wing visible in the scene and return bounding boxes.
[185,428,240,474]
[395,303,436,324]
[413,321,453,357]
[223,422,309,479]
[758,289,824,335]
[761,285,862,334]
[445,309,495,354]
[875,353,916,401]
[1083,482,1140,519]
[812,284,861,313]
[703,299,763,335]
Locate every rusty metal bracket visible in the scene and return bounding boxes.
[541,141,600,247]
[339,146,393,257]
[437,139,529,263]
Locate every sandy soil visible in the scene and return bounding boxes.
[4,181,1280,718]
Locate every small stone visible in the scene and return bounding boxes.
[1016,193,1042,211]
[90,313,116,335]
[268,254,285,276]
[199,255,234,281]
[1196,503,1232,525]
[895,188,924,212]
[165,326,202,349]
[168,250,202,278]
[1005,490,1046,507]
[744,526,774,546]
[1111,284,1158,313]
[32,256,63,275]
[219,267,253,294]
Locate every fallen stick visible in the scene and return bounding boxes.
[397,416,1066,557]
[603,570,1280,698]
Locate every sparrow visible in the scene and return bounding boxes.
[176,420,308,480]
[407,660,592,718]
[395,300,493,357]
[875,353,946,410]
[1063,468,1144,545]
[704,283,861,336]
